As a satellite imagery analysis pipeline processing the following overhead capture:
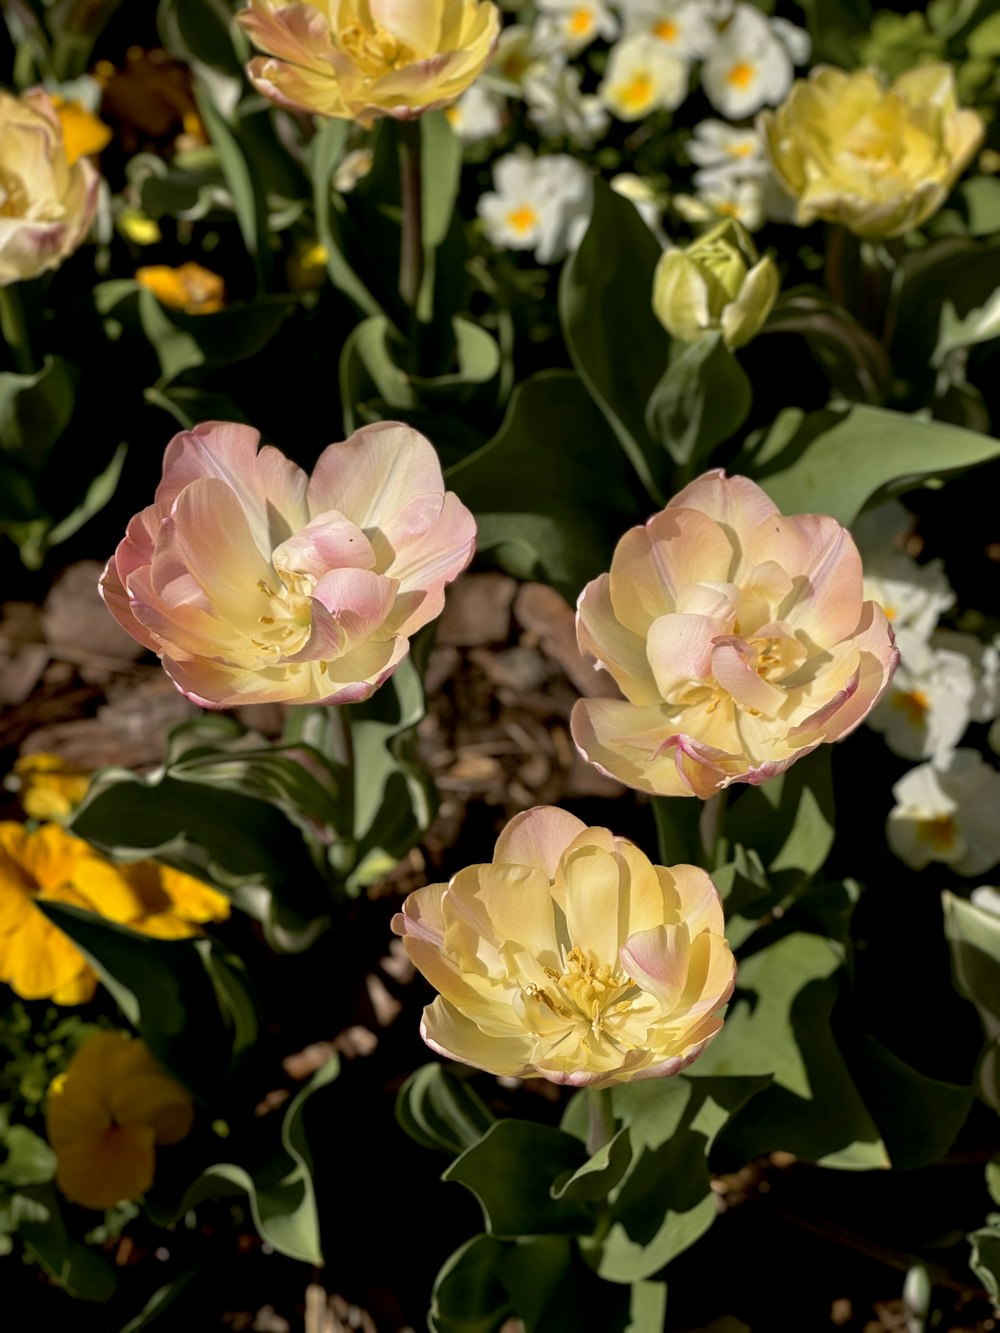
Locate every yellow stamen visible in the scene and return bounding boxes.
[507,204,538,234]
[726,61,756,89]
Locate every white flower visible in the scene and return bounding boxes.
[611,173,664,234]
[536,0,618,54]
[524,63,610,147]
[971,885,1000,917]
[333,147,374,193]
[934,629,1000,724]
[693,174,766,229]
[599,33,689,121]
[618,0,715,59]
[867,629,976,763]
[688,119,769,181]
[861,552,955,642]
[701,4,794,119]
[483,24,561,95]
[446,84,506,142]
[887,750,1000,876]
[478,150,593,262]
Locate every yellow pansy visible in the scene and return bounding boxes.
[135,262,225,314]
[46,1032,193,1209]
[52,97,112,165]
[11,753,91,821]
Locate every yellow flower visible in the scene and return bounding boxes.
[0,86,99,285]
[392,806,735,1088]
[51,97,112,166]
[238,0,501,128]
[12,753,91,821]
[46,1032,193,1209]
[0,823,230,1004]
[760,64,983,238]
[135,262,225,314]
[652,218,779,349]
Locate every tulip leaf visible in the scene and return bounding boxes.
[969,1218,1000,1309]
[418,112,463,322]
[566,1075,766,1282]
[13,1183,118,1302]
[396,1063,495,1157]
[447,370,642,600]
[309,119,386,320]
[645,334,752,471]
[943,890,1000,1111]
[560,179,672,504]
[429,1233,667,1333]
[159,0,249,76]
[195,88,272,290]
[34,903,257,1102]
[551,1126,632,1203]
[748,402,1000,526]
[166,1054,338,1264]
[444,1121,591,1238]
[0,356,75,471]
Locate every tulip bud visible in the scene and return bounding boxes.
[652,219,778,349]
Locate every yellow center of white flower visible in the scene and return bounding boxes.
[893,688,930,725]
[653,18,679,42]
[918,815,957,852]
[726,61,756,90]
[506,204,539,234]
[568,8,594,36]
[524,945,637,1042]
[620,72,654,112]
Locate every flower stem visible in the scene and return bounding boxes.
[327,704,357,878]
[586,1086,615,1156]
[0,285,36,375]
[397,120,424,315]
[698,790,729,869]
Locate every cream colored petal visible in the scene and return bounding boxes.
[420,995,535,1077]
[560,843,628,958]
[646,612,719,699]
[577,573,658,703]
[620,923,690,1010]
[492,805,587,878]
[666,469,779,546]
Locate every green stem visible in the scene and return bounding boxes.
[698,790,729,870]
[327,704,357,878]
[397,120,424,315]
[586,1086,615,1157]
[0,285,36,375]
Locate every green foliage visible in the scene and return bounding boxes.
[943,891,1000,1110]
[447,370,641,600]
[747,402,1000,524]
[645,334,752,472]
[396,1064,495,1157]
[559,180,672,504]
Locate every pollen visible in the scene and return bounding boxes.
[506,204,539,234]
[726,61,756,90]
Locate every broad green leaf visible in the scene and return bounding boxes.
[447,370,642,600]
[645,333,752,469]
[429,1234,513,1333]
[35,903,255,1101]
[309,118,385,319]
[942,891,1000,1111]
[970,1218,1000,1307]
[159,0,249,75]
[13,1184,117,1302]
[171,1055,338,1263]
[0,357,75,470]
[396,1063,495,1157]
[444,1121,591,1238]
[748,403,1000,525]
[0,1124,56,1187]
[560,179,671,503]
[551,1126,632,1204]
[418,112,463,321]
[724,747,835,891]
[195,88,272,289]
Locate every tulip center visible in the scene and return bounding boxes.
[525,946,637,1042]
[251,574,314,662]
[338,20,416,70]
[0,172,28,219]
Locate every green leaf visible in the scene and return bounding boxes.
[748,403,1000,525]
[396,1063,495,1157]
[195,87,271,290]
[551,1126,632,1204]
[172,1055,338,1263]
[309,118,385,320]
[35,903,255,1102]
[0,1124,56,1187]
[13,1184,117,1301]
[570,1076,765,1281]
[418,112,463,321]
[942,891,1000,1112]
[0,356,75,470]
[970,1218,1000,1308]
[798,0,871,63]
[968,9,1000,56]
[159,0,249,75]
[645,334,752,469]
[447,370,641,600]
[119,1265,206,1333]
[429,1234,513,1333]
[560,179,671,503]
[445,1121,591,1238]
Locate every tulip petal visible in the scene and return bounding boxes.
[493,806,587,878]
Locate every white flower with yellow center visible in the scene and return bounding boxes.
[701,4,795,120]
[888,751,1000,877]
[482,23,560,95]
[619,0,714,59]
[536,0,618,55]
[477,150,593,262]
[599,33,689,121]
[445,83,506,141]
[861,552,954,643]
[392,806,735,1087]
[688,119,768,183]
[524,62,610,148]
[867,628,976,763]
[695,174,766,230]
